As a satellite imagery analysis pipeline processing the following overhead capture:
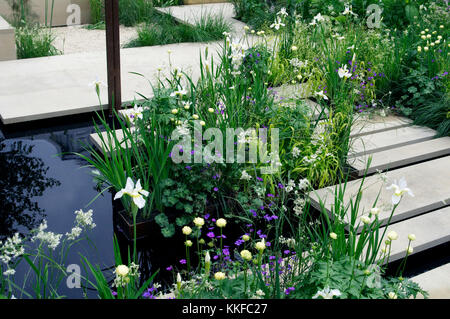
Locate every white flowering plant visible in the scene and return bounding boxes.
[0,209,96,299]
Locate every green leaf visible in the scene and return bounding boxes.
[161,224,175,237]
[155,213,169,227]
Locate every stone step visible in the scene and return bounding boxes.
[376,206,450,263]
[350,115,412,138]
[89,128,132,154]
[309,156,450,232]
[0,42,216,125]
[349,125,436,157]
[349,137,450,176]
[411,262,450,299]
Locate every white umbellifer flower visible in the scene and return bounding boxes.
[193,217,205,228]
[3,268,15,276]
[114,177,149,209]
[292,146,301,158]
[338,65,352,78]
[408,234,416,241]
[297,178,309,191]
[240,250,252,261]
[240,170,252,181]
[386,177,414,205]
[116,265,129,277]
[312,287,342,299]
[314,90,328,100]
[360,215,371,225]
[75,209,96,229]
[66,226,82,241]
[286,180,296,193]
[256,289,265,296]
[214,272,226,280]
[182,226,192,235]
[370,207,380,216]
[31,220,62,250]
[255,239,266,252]
[387,231,398,241]
[0,233,25,265]
[270,17,285,30]
[216,218,227,228]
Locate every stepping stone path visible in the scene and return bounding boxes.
[310,113,450,297]
[411,263,450,299]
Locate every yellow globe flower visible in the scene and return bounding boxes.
[330,232,338,240]
[214,272,226,280]
[240,250,252,261]
[360,216,371,225]
[208,108,214,113]
[171,109,178,115]
[408,234,416,241]
[182,226,192,235]
[192,114,199,120]
[185,240,193,247]
[242,234,250,242]
[216,218,227,228]
[193,217,205,228]
[387,231,398,241]
[370,207,380,216]
[255,239,266,252]
[199,120,206,126]
[388,292,397,299]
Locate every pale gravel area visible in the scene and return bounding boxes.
[51,24,139,55]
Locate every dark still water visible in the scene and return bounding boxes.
[0,118,115,298]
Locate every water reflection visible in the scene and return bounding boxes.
[0,122,114,298]
[0,138,60,240]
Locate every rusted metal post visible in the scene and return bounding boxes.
[105,0,122,114]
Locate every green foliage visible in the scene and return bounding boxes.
[126,12,231,48]
[15,24,60,59]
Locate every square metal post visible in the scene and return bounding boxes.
[105,0,122,114]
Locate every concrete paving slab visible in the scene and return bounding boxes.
[349,125,437,157]
[376,207,450,263]
[411,262,450,299]
[0,41,218,124]
[350,114,412,138]
[309,156,450,231]
[349,137,450,176]
[89,128,133,154]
